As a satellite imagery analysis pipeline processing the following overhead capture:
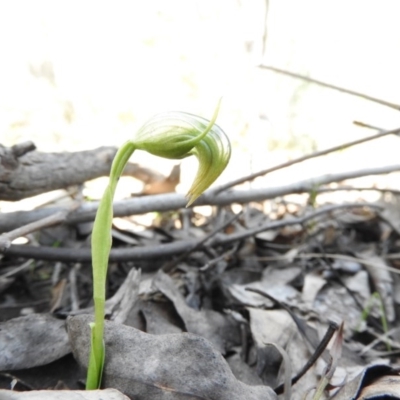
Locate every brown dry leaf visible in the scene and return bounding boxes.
[67,315,277,400]
[0,388,129,399]
[357,375,400,399]
[49,278,68,313]
[153,270,240,353]
[334,364,398,399]
[0,314,70,370]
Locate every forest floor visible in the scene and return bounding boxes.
[1,134,400,400]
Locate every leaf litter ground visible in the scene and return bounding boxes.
[2,190,400,400]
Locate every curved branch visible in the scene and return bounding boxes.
[0,144,164,201]
[1,163,399,233]
[3,203,382,263]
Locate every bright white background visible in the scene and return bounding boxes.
[1,1,400,196]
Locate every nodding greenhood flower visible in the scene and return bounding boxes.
[133,109,231,205]
[86,104,231,390]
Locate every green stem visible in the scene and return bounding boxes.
[86,141,136,389]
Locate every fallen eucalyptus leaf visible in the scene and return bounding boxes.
[225,352,264,387]
[333,364,398,400]
[357,375,400,399]
[109,268,141,324]
[153,270,240,353]
[67,268,140,322]
[248,308,295,350]
[357,250,395,322]
[0,314,70,370]
[67,314,277,400]
[265,343,292,400]
[140,300,183,335]
[0,354,81,392]
[247,308,295,388]
[0,388,129,400]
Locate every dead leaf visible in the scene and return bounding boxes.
[140,300,183,335]
[228,271,300,309]
[153,270,240,353]
[0,388,129,399]
[302,273,326,305]
[333,364,398,400]
[0,314,70,370]
[313,276,367,334]
[0,276,15,294]
[312,322,344,399]
[248,308,295,350]
[68,268,140,324]
[264,343,292,400]
[357,249,395,322]
[357,374,400,399]
[109,269,141,324]
[67,314,277,400]
[225,352,264,386]
[49,278,68,313]
[247,308,295,387]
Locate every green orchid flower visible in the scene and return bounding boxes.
[133,106,231,205]
[86,104,231,389]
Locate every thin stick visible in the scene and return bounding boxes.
[313,186,400,196]
[353,121,385,131]
[0,210,68,251]
[2,162,399,233]
[4,203,381,263]
[280,323,338,394]
[259,65,400,111]
[214,126,400,193]
[162,211,242,273]
[255,253,400,276]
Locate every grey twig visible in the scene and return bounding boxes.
[3,203,382,263]
[0,163,397,233]
[259,65,400,111]
[214,126,400,193]
[0,210,69,251]
[162,211,242,273]
[0,144,166,201]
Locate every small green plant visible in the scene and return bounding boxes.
[86,103,231,389]
[357,291,391,351]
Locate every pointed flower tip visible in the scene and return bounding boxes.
[185,192,198,208]
[132,106,231,206]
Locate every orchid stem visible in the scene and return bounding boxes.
[86,141,136,389]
